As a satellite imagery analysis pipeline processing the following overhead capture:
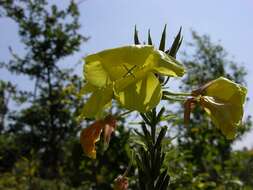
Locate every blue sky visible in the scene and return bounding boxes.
[1,0,253,149]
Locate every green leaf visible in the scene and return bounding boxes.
[148,29,153,45]
[140,148,151,175]
[140,113,152,126]
[160,175,170,190]
[160,114,177,121]
[141,123,151,138]
[154,169,168,190]
[159,24,167,51]
[157,107,165,121]
[155,126,167,148]
[168,27,182,58]
[134,25,140,45]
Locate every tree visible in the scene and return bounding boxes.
[0,0,87,178]
[0,2,134,189]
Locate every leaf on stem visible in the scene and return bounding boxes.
[167,27,183,58]
[148,29,153,45]
[134,25,140,45]
[159,24,167,51]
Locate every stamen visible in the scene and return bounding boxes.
[122,64,137,78]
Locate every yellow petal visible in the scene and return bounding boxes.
[194,77,247,106]
[113,65,151,92]
[80,86,113,118]
[152,50,185,77]
[85,45,155,83]
[80,120,105,159]
[200,96,243,139]
[114,72,162,112]
[79,83,97,95]
[84,45,185,87]
[83,45,185,113]
[84,58,111,88]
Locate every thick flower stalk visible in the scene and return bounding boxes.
[80,45,185,118]
[185,77,247,139]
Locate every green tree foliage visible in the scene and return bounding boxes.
[0,1,133,189]
[0,0,87,178]
[167,31,252,189]
[0,81,16,133]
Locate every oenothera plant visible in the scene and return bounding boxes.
[79,26,247,190]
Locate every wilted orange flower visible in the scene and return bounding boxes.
[80,115,116,159]
[113,175,129,190]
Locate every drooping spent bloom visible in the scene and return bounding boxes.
[81,45,185,118]
[80,115,117,159]
[185,77,247,139]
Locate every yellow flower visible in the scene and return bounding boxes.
[80,115,117,159]
[190,77,247,139]
[81,45,185,118]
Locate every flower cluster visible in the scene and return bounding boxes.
[80,45,185,119]
[80,45,247,160]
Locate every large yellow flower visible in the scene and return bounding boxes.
[190,77,247,139]
[81,45,185,118]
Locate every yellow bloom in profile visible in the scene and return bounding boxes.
[81,45,185,118]
[80,115,117,159]
[191,77,247,139]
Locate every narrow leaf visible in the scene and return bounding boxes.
[136,154,145,172]
[176,36,183,52]
[134,25,140,45]
[141,123,151,138]
[140,113,151,126]
[154,170,167,190]
[138,169,146,190]
[159,24,167,51]
[155,126,167,148]
[134,129,144,138]
[140,148,151,175]
[168,27,182,58]
[148,29,153,45]
[160,175,170,190]
[157,107,165,121]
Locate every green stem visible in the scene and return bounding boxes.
[117,110,133,118]
[163,90,192,97]
[136,108,170,190]
[162,95,187,102]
